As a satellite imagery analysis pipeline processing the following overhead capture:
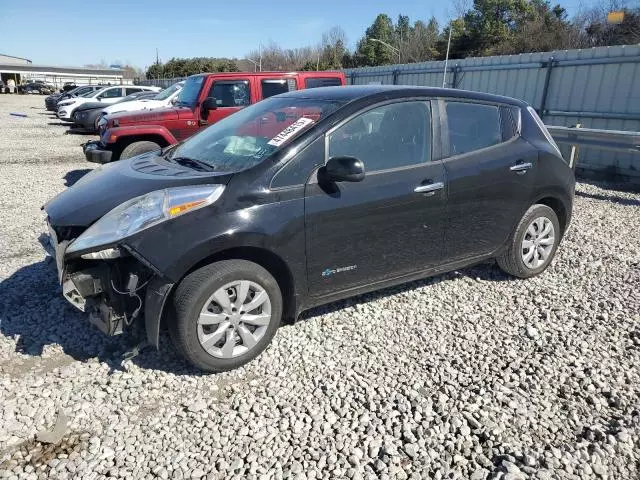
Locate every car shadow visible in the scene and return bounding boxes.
[299,260,508,321]
[575,189,640,207]
[48,122,73,127]
[0,258,508,376]
[0,259,202,376]
[64,169,92,187]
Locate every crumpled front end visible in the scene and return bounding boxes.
[40,219,172,346]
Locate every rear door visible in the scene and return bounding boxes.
[204,77,251,125]
[305,99,447,296]
[440,100,536,260]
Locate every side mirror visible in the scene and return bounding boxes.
[170,97,177,105]
[320,156,365,183]
[201,97,217,118]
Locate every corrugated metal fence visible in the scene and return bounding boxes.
[345,45,640,181]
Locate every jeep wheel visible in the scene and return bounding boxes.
[120,141,161,160]
[169,260,282,372]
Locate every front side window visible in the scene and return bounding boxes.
[99,88,122,99]
[328,101,431,172]
[208,81,250,107]
[445,102,501,155]
[305,77,343,88]
[166,96,342,173]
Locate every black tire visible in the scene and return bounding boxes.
[120,141,161,160]
[169,260,282,372]
[497,204,561,279]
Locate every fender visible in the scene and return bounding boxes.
[103,125,178,146]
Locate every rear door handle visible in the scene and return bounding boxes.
[510,162,532,173]
[414,181,444,194]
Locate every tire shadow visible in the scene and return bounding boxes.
[63,169,92,187]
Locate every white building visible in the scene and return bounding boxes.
[0,53,131,90]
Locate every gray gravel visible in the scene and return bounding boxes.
[1,94,639,480]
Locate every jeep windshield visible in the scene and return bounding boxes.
[165,96,342,173]
[154,82,182,101]
[174,76,204,108]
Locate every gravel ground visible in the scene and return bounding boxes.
[0,94,639,480]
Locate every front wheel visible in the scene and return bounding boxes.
[169,260,282,372]
[120,141,161,160]
[497,204,560,278]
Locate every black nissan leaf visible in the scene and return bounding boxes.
[42,86,574,372]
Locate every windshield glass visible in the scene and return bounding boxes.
[175,76,204,107]
[167,96,342,173]
[154,82,182,101]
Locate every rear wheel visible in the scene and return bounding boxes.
[497,204,560,278]
[169,260,282,372]
[120,140,161,160]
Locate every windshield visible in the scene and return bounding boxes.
[166,96,342,173]
[175,76,204,108]
[154,82,182,101]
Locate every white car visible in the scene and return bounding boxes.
[100,82,184,117]
[57,85,160,121]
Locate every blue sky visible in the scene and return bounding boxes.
[1,0,597,70]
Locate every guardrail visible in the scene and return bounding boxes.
[546,126,640,153]
[546,125,640,171]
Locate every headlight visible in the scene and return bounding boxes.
[66,185,225,254]
[77,112,87,120]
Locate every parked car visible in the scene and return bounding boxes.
[95,81,185,131]
[72,91,159,133]
[46,85,105,111]
[57,85,160,121]
[19,81,56,95]
[0,80,4,93]
[62,82,77,92]
[42,85,574,372]
[84,71,345,162]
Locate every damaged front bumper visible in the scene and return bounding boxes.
[40,226,173,348]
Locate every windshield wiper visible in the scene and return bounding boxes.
[170,156,216,172]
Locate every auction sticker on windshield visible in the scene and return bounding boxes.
[267,117,314,147]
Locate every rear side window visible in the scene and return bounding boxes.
[500,106,520,141]
[445,102,501,155]
[99,88,122,99]
[305,77,342,88]
[125,87,142,95]
[261,79,289,99]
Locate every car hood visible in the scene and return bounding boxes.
[75,101,105,112]
[103,99,166,115]
[44,153,232,226]
[109,106,191,125]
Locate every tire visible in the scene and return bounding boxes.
[169,260,283,372]
[497,204,561,279]
[120,141,161,160]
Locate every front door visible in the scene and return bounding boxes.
[305,100,447,297]
[203,78,251,125]
[440,100,536,260]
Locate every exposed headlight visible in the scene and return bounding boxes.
[77,111,87,120]
[66,185,225,254]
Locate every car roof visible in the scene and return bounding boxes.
[279,85,527,107]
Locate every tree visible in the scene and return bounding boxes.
[354,14,396,66]
[145,57,239,79]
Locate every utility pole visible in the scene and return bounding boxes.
[442,26,453,88]
[259,44,262,72]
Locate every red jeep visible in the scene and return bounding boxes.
[84,71,345,163]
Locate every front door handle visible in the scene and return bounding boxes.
[510,161,532,173]
[414,181,444,194]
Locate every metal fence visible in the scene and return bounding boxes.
[137,77,188,88]
[345,45,640,181]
